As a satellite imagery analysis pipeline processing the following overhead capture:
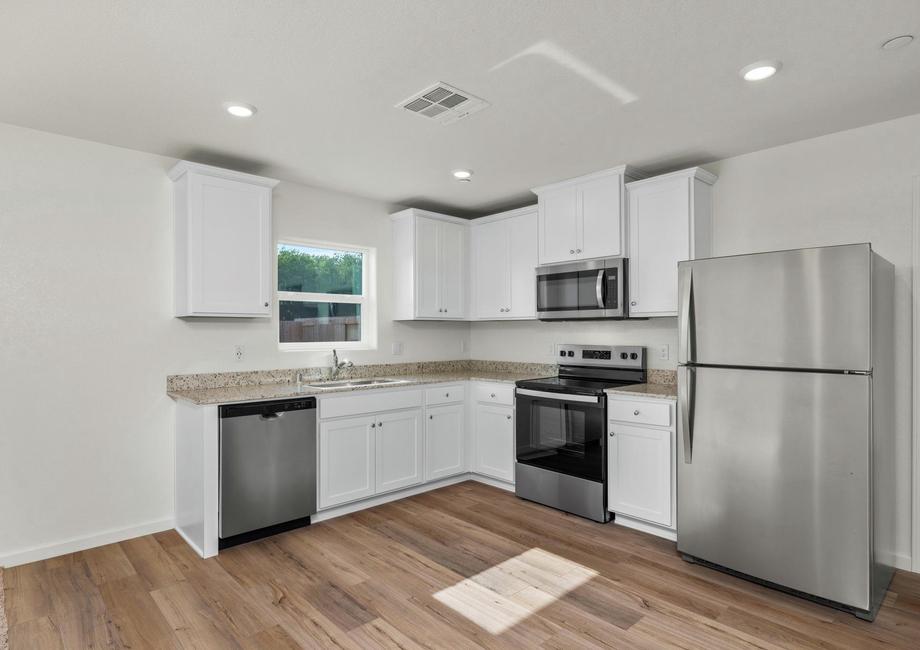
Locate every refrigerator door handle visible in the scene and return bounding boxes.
[678,265,693,363]
[678,366,694,463]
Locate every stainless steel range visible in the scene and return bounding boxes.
[514,344,646,522]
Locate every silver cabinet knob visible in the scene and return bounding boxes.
[576,249,582,253]
[378,421,383,427]
[569,249,575,254]
[264,302,270,307]
[630,301,637,306]
[609,431,615,437]
[445,393,450,397]
[490,393,496,398]
[634,409,640,416]
[371,422,376,428]
[506,415,512,420]
[429,415,433,420]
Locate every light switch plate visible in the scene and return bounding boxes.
[234,345,244,362]
[391,342,404,355]
[658,344,669,361]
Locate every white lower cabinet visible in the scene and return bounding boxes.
[426,403,466,481]
[319,415,376,509]
[376,409,424,494]
[473,402,515,483]
[607,396,676,533]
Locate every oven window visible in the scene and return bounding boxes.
[516,395,605,481]
[537,271,602,312]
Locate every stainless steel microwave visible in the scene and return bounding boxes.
[536,257,627,320]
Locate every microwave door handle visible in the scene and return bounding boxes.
[595,269,606,309]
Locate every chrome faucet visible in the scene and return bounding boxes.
[330,349,354,380]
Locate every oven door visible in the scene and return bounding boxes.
[514,388,607,482]
[536,258,624,319]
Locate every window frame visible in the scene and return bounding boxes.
[276,237,377,351]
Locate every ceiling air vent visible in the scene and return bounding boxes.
[396,82,489,125]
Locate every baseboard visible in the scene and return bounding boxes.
[312,474,471,523]
[613,514,677,542]
[0,518,174,568]
[892,552,913,572]
[469,473,515,492]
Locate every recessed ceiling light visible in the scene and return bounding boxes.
[882,35,914,51]
[452,169,473,182]
[224,102,257,118]
[740,60,781,81]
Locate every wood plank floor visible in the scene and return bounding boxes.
[5,481,920,649]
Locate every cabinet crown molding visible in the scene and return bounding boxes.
[530,164,648,195]
[626,166,718,189]
[389,207,469,226]
[168,160,280,188]
[470,204,537,226]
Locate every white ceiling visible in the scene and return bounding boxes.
[2,1,919,216]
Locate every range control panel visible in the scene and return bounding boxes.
[555,344,646,369]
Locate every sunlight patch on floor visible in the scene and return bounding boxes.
[433,548,598,634]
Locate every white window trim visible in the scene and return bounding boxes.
[276,237,378,352]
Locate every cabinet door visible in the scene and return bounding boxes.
[628,177,690,317]
[472,220,509,319]
[319,416,375,509]
[538,187,578,265]
[579,173,624,259]
[415,217,441,318]
[426,404,466,481]
[188,174,271,315]
[439,221,467,318]
[474,404,514,482]
[375,409,424,494]
[608,422,671,526]
[507,211,538,318]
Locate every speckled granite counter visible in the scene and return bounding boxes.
[606,383,678,400]
[168,361,555,406]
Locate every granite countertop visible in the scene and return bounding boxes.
[606,383,678,400]
[168,370,538,406]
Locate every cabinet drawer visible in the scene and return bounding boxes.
[473,382,514,406]
[425,384,466,406]
[320,389,423,420]
[609,399,671,427]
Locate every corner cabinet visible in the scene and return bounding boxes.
[532,165,646,265]
[470,206,538,320]
[608,394,677,539]
[626,167,716,317]
[169,161,279,317]
[391,209,468,320]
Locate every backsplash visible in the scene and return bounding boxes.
[166,359,558,392]
[647,369,677,385]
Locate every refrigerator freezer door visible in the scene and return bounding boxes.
[678,245,871,371]
[677,366,871,610]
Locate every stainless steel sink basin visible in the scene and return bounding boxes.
[304,377,409,389]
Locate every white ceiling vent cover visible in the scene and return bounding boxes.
[396,82,489,125]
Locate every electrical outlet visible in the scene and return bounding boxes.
[391,342,404,355]
[234,345,244,362]
[460,340,467,354]
[658,344,670,361]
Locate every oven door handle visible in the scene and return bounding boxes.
[595,269,606,309]
[515,388,601,405]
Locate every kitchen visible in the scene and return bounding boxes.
[2,2,920,648]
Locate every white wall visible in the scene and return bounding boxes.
[470,112,920,567]
[0,122,467,564]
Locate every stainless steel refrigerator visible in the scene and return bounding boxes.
[676,243,895,620]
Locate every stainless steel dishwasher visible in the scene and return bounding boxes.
[219,397,317,548]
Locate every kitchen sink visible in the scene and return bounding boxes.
[304,377,410,389]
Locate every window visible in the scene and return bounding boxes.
[277,240,376,350]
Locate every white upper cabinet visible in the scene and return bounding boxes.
[169,161,278,317]
[470,206,538,320]
[391,209,468,320]
[532,166,645,265]
[627,167,716,317]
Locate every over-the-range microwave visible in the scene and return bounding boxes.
[536,257,627,320]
